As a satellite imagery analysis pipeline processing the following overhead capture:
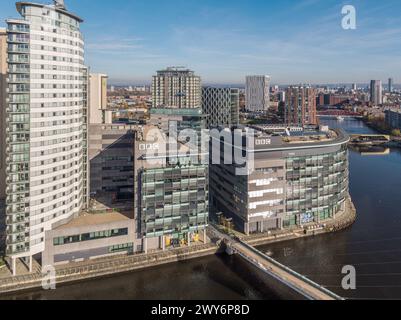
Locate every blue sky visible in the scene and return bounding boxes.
[1,0,401,85]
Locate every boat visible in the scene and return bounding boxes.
[337,116,345,121]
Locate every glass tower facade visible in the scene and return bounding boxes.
[140,166,208,241]
[285,145,349,227]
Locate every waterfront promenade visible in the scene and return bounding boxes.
[0,198,356,296]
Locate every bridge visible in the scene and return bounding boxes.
[208,225,344,301]
[317,110,362,118]
[350,134,391,145]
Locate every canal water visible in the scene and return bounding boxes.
[3,118,401,300]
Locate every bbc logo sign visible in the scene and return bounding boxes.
[255,139,271,146]
[139,143,160,151]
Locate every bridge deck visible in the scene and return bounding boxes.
[231,241,338,300]
[209,226,343,301]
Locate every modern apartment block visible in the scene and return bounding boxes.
[385,109,401,130]
[152,67,202,109]
[89,73,108,124]
[0,28,6,202]
[202,87,239,129]
[210,127,350,234]
[0,28,6,254]
[5,1,87,274]
[285,86,318,127]
[370,80,383,105]
[245,75,271,113]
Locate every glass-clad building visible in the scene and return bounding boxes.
[210,127,350,235]
[140,166,208,242]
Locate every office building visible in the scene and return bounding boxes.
[246,75,271,113]
[134,122,209,251]
[89,73,108,124]
[202,87,239,129]
[370,80,383,105]
[210,127,350,234]
[0,28,7,201]
[152,67,201,109]
[89,124,136,207]
[352,83,357,91]
[388,78,393,93]
[285,86,317,126]
[5,0,87,274]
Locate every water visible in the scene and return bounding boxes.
[4,118,401,300]
[264,118,401,300]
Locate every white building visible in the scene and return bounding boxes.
[89,73,108,124]
[246,75,271,113]
[152,67,202,109]
[6,0,87,274]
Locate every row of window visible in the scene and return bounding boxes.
[53,228,129,246]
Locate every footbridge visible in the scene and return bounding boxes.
[208,225,344,301]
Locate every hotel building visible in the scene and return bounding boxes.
[5,0,87,274]
[210,126,350,234]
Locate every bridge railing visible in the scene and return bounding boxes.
[239,241,344,300]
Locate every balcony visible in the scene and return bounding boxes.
[6,225,25,235]
[6,247,29,256]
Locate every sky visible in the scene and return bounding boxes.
[1,0,401,85]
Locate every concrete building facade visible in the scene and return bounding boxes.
[152,67,201,109]
[285,86,317,127]
[202,87,239,129]
[210,127,350,235]
[246,75,271,113]
[5,1,86,274]
[89,73,108,124]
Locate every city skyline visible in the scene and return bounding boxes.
[1,0,401,85]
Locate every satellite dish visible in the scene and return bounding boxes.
[54,0,66,9]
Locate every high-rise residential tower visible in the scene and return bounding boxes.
[5,0,86,274]
[245,75,270,113]
[152,67,201,109]
[370,80,383,105]
[0,28,7,202]
[388,78,394,93]
[202,87,239,129]
[285,86,317,127]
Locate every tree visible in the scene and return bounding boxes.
[391,129,401,137]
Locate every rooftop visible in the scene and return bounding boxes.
[56,211,132,230]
